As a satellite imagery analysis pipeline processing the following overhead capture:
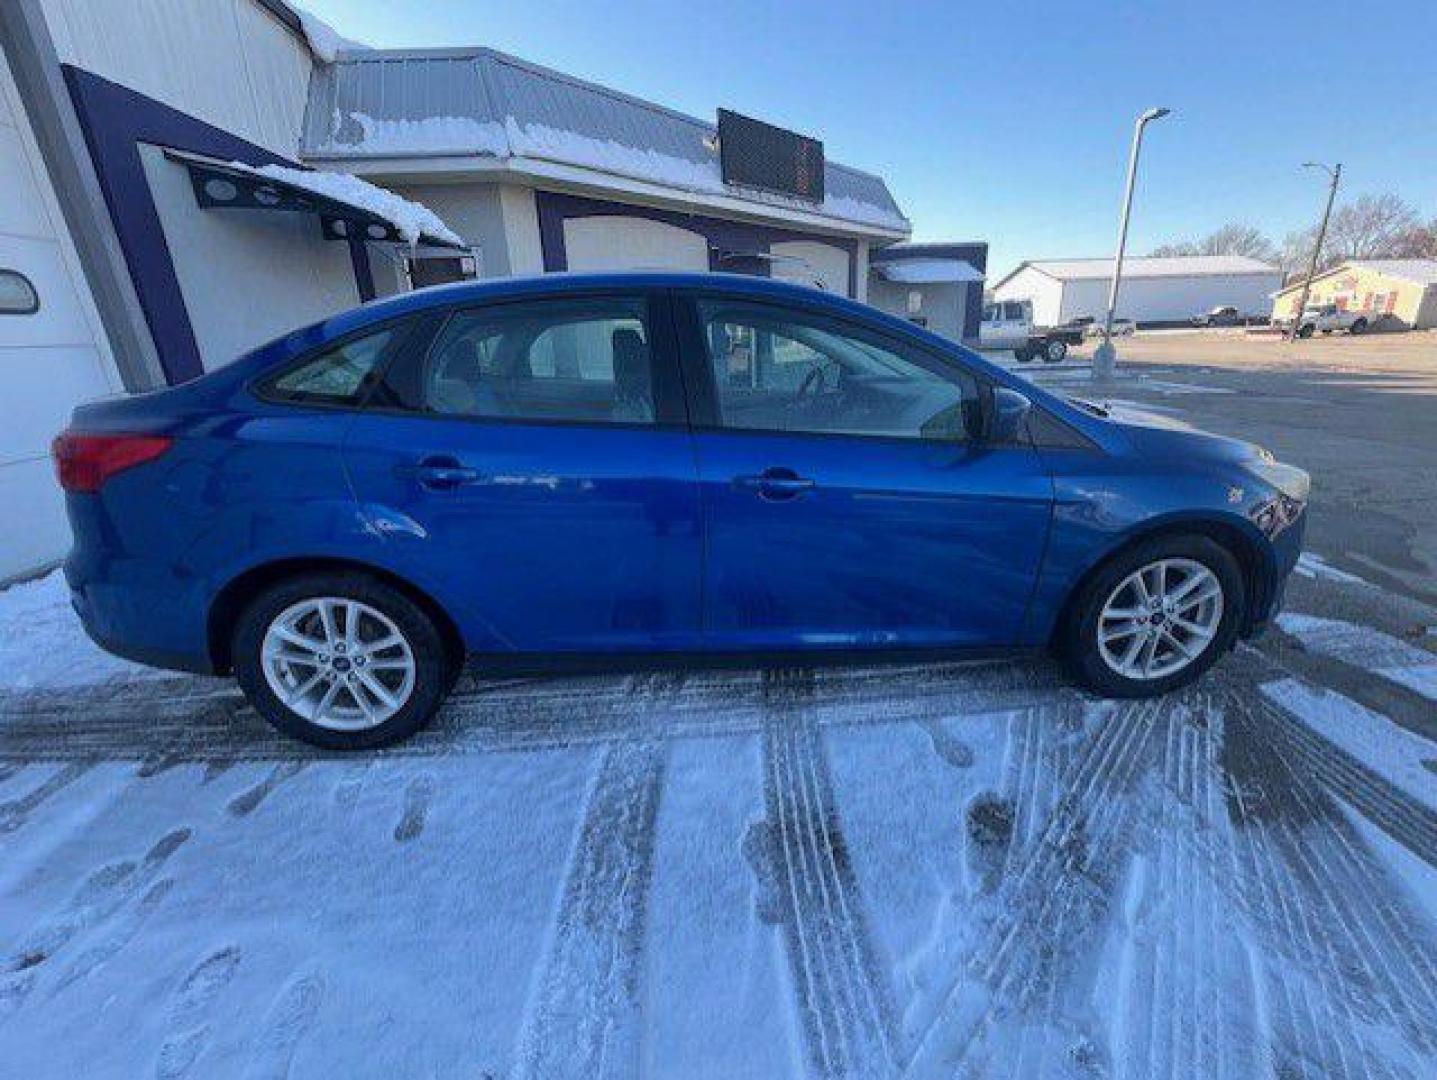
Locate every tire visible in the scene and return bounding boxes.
[1298,324,1315,339]
[1043,338,1068,363]
[1350,318,1367,335]
[232,572,453,750]
[1014,347,1034,363]
[1058,534,1246,699]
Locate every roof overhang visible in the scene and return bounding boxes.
[303,153,911,242]
[871,258,984,284]
[165,150,466,249]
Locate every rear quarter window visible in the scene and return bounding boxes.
[257,318,430,407]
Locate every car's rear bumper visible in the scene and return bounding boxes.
[66,555,216,676]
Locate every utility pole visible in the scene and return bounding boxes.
[1287,162,1342,341]
[1094,107,1171,382]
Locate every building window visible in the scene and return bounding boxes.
[0,270,39,315]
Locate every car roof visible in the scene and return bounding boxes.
[327,271,869,336]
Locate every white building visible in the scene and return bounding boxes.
[0,0,909,582]
[991,255,1283,328]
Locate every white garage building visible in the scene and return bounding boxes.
[991,255,1283,328]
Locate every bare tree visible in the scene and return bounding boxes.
[1151,223,1276,262]
[1322,193,1420,259]
[1199,223,1277,262]
[1393,218,1437,259]
[1149,241,1200,257]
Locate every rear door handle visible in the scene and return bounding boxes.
[394,456,483,490]
[734,468,816,501]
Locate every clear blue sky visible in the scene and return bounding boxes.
[302,0,1437,277]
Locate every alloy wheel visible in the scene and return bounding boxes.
[260,597,417,730]
[1095,558,1223,681]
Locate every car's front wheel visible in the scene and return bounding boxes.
[233,572,452,749]
[1061,535,1245,698]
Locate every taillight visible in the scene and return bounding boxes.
[52,432,174,493]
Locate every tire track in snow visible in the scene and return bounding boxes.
[906,696,1163,1078]
[1222,693,1437,1078]
[753,684,900,1080]
[514,737,667,1080]
[1112,702,1263,1080]
[1255,682,1437,869]
[155,946,243,1080]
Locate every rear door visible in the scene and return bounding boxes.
[342,290,702,653]
[676,291,1053,650]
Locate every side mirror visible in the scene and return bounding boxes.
[985,387,1032,443]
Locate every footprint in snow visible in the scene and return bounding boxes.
[966,792,1015,896]
[154,945,242,1080]
[394,774,436,843]
[243,972,324,1080]
[52,877,175,994]
[228,763,304,818]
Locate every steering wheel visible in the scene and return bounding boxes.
[795,360,841,401]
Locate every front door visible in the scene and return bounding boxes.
[678,293,1054,650]
[342,291,702,653]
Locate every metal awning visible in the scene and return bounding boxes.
[872,258,984,285]
[164,149,465,249]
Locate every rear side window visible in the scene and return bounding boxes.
[260,320,422,406]
[395,296,657,426]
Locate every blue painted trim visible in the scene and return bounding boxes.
[534,191,859,296]
[62,67,369,384]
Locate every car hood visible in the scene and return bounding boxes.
[1098,400,1265,465]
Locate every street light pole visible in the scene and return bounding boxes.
[1286,162,1342,341]
[1094,106,1171,382]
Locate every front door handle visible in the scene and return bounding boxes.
[734,468,816,501]
[394,456,483,490]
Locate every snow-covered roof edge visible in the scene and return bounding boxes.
[231,161,463,247]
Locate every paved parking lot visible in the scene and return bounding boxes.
[1,331,1435,1078]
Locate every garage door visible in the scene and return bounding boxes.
[769,240,851,297]
[0,53,119,580]
[563,216,709,272]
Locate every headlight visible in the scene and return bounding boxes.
[1250,492,1306,538]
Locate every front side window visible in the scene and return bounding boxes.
[412,297,655,425]
[696,300,977,441]
[0,270,39,315]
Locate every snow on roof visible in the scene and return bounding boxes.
[1343,259,1437,287]
[1031,255,1279,280]
[239,162,464,247]
[1000,255,1281,289]
[872,258,984,284]
[1271,258,1437,295]
[291,5,367,64]
[300,49,908,234]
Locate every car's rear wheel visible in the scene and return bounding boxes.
[233,573,452,749]
[1043,338,1068,362]
[1350,318,1367,334]
[1060,534,1245,698]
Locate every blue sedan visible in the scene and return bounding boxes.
[54,273,1309,748]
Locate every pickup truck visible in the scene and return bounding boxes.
[1191,305,1245,327]
[979,300,1085,362]
[1288,303,1373,338]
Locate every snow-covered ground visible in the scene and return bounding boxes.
[1,568,1435,1079]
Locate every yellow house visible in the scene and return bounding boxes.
[1271,259,1437,329]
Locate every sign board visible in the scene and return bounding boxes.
[717,109,824,203]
